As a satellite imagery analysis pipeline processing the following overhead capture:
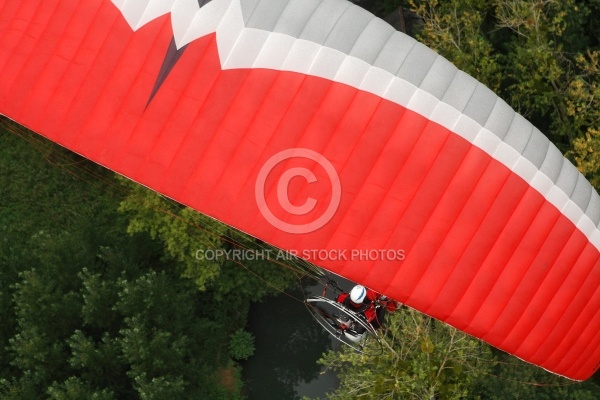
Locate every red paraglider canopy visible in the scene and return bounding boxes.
[1,0,599,380]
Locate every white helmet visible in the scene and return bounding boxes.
[349,285,367,304]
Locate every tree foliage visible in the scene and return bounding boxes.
[0,206,229,399]
[567,50,600,186]
[0,127,256,399]
[318,308,493,400]
[229,329,256,361]
[471,351,600,400]
[117,180,227,291]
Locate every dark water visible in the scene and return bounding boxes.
[243,280,342,400]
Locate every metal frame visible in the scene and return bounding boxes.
[305,295,383,355]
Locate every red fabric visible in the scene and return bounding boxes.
[1,0,599,380]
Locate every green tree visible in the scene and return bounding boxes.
[0,210,232,398]
[318,308,493,399]
[492,0,585,140]
[46,377,115,400]
[0,126,247,399]
[229,329,256,361]
[567,50,600,186]
[117,179,227,291]
[471,351,600,400]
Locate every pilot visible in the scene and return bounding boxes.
[336,285,397,329]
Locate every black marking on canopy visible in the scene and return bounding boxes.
[146,0,214,107]
[146,38,189,107]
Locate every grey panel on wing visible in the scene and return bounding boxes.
[397,42,439,87]
[556,160,582,198]
[585,192,600,225]
[523,128,550,170]
[274,0,320,37]
[504,114,533,153]
[545,145,598,216]
[240,0,261,22]
[349,18,396,64]
[485,99,514,140]
[420,56,458,100]
[442,71,479,112]
[299,0,352,45]
[245,0,288,30]
[373,32,417,73]
[464,83,498,128]
[540,143,564,183]
[323,5,374,54]
[572,174,594,214]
